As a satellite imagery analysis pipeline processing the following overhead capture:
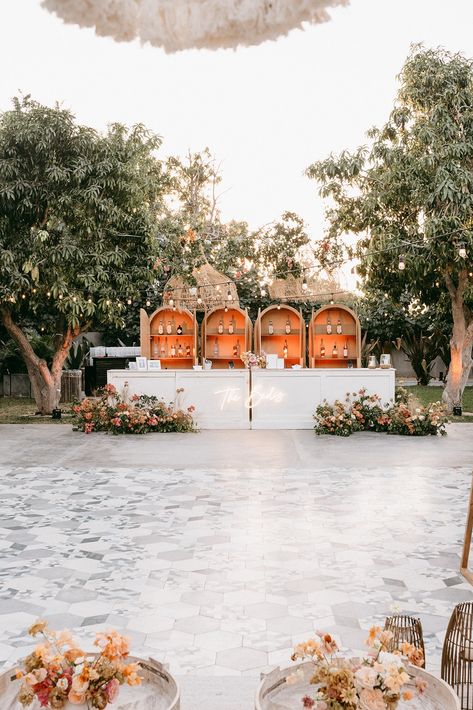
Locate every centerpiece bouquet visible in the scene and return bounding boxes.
[240,351,266,369]
[14,621,141,708]
[287,626,426,709]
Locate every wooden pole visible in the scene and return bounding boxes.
[461,471,473,585]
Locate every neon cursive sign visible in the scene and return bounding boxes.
[214,386,285,411]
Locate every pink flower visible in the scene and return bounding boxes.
[105,677,120,703]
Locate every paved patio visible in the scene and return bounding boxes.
[0,425,472,708]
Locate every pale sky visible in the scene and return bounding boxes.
[1,0,473,247]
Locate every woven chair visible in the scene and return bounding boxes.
[384,614,426,668]
[442,602,473,709]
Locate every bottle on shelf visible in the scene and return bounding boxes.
[218,318,224,334]
[152,339,159,358]
[185,344,191,358]
[336,318,342,335]
[268,319,274,335]
[326,316,332,335]
[343,342,348,358]
[236,339,241,356]
[285,318,291,334]
[177,324,183,335]
[170,341,176,357]
[283,340,288,358]
[158,320,164,335]
[233,342,238,357]
[166,320,172,335]
[213,338,219,356]
[160,339,166,358]
[320,339,325,357]
[332,343,338,358]
[177,343,183,357]
[228,318,234,335]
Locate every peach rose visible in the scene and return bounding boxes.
[358,688,386,710]
[68,688,87,704]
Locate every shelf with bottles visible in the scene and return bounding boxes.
[140,306,197,369]
[309,304,361,368]
[254,304,306,368]
[202,305,252,369]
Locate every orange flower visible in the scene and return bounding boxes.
[123,662,142,685]
[68,688,87,704]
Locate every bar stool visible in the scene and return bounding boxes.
[384,614,426,667]
[442,602,473,709]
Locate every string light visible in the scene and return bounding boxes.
[459,243,467,258]
[146,299,151,307]
[58,294,63,300]
[169,297,174,306]
[224,305,228,312]
[302,276,308,291]
[227,289,233,302]
[398,256,405,270]
[277,303,281,309]
[88,298,92,304]
[197,293,203,305]
[330,294,334,305]
[127,298,132,305]
[47,291,51,297]
[21,294,26,299]
[106,299,110,305]
[72,296,77,302]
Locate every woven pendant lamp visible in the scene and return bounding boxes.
[41,0,349,52]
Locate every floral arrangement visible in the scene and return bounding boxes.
[286,626,426,709]
[313,388,447,437]
[240,351,266,369]
[72,384,196,434]
[14,621,141,708]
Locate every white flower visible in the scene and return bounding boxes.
[57,677,69,691]
[355,666,378,689]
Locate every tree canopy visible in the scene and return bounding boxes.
[0,96,167,411]
[307,46,473,408]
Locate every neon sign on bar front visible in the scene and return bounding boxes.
[215,386,285,411]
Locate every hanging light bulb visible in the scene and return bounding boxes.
[197,292,203,305]
[146,299,151,307]
[73,296,77,302]
[127,298,132,305]
[459,243,467,258]
[227,289,233,301]
[224,305,228,312]
[330,294,334,305]
[47,291,51,297]
[260,289,266,297]
[106,299,110,306]
[302,276,308,291]
[32,288,37,294]
[58,294,63,300]
[398,255,406,270]
[88,298,92,304]
[21,294,26,299]
[41,326,45,332]
[277,303,281,310]
[169,297,174,306]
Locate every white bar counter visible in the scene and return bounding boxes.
[107,367,395,430]
[107,369,251,429]
[250,368,395,429]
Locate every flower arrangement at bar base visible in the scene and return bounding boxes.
[14,621,141,708]
[286,627,426,709]
[241,351,266,369]
[72,384,196,434]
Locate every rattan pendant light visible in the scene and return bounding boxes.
[41,0,349,52]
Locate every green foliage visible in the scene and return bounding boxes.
[307,46,473,402]
[0,95,167,335]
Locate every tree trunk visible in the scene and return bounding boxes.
[443,271,473,411]
[0,308,77,415]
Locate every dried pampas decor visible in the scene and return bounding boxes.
[163,262,239,311]
[41,0,349,52]
[269,273,342,301]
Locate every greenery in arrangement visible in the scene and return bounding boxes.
[72,384,196,434]
[0,96,167,413]
[313,388,448,437]
[308,46,473,410]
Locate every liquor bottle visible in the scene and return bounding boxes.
[152,338,159,358]
[336,318,342,335]
[163,338,168,357]
[170,342,176,357]
[166,320,172,335]
[283,340,288,358]
[332,343,338,358]
[177,324,183,335]
[285,318,291,334]
[177,344,183,357]
[320,339,325,357]
[343,342,348,358]
[218,319,224,334]
[228,318,234,335]
[160,339,166,358]
[213,338,219,356]
[158,320,164,335]
[233,343,238,357]
[268,320,274,335]
[326,317,332,334]
[236,339,241,356]
[185,344,191,357]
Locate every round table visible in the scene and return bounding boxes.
[255,662,460,709]
[0,657,179,710]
